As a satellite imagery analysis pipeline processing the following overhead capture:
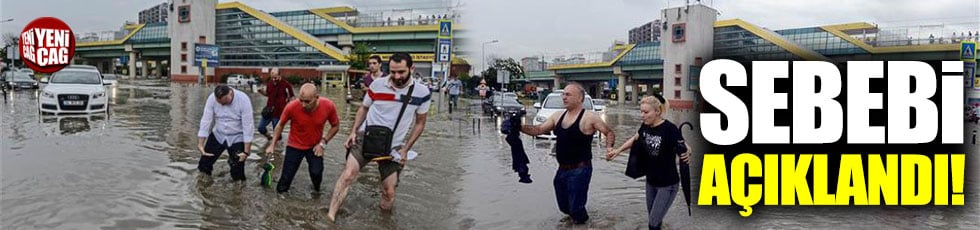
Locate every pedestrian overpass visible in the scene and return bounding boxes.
[527,19,967,105]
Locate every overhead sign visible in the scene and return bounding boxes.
[194,43,220,67]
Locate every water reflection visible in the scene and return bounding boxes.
[38,114,108,135]
[1,80,978,229]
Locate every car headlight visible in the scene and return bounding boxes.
[535,115,546,122]
[92,91,106,99]
[496,106,503,110]
[41,91,55,99]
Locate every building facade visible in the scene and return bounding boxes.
[629,20,661,44]
[139,3,170,24]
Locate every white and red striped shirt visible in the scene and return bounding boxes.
[360,77,432,148]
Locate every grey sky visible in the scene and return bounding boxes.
[2,0,978,72]
[466,0,979,72]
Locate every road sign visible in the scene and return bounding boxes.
[438,20,452,39]
[962,42,976,61]
[436,38,451,63]
[194,43,220,67]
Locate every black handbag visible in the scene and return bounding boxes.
[261,106,274,119]
[362,84,415,161]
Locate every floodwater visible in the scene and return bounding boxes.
[2,80,978,229]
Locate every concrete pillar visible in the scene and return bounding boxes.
[552,74,562,90]
[128,52,136,79]
[616,74,626,105]
[141,60,149,78]
[630,82,639,104]
[155,60,164,77]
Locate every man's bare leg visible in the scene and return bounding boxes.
[379,171,399,210]
[327,154,361,222]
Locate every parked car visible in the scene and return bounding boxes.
[489,95,526,116]
[7,72,39,89]
[64,65,100,72]
[226,74,253,85]
[592,99,607,112]
[101,74,118,86]
[38,68,110,115]
[531,90,596,139]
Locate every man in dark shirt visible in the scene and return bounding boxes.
[258,67,295,139]
[518,82,616,224]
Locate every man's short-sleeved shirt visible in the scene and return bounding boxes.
[280,97,340,150]
[361,77,431,147]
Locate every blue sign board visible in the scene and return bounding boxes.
[436,38,452,63]
[438,20,452,39]
[119,55,128,65]
[194,43,220,67]
[962,42,976,61]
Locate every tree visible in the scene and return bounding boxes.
[2,32,18,67]
[480,57,525,91]
[346,42,372,70]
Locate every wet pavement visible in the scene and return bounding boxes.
[2,80,979,229]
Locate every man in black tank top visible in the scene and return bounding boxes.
[518,83,616,224]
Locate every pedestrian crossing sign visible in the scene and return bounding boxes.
[438,20,452,39]
[962,42,976,61]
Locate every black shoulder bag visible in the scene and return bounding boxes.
[362,83,415,161]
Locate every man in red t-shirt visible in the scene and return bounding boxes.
[264,83,340,193]
[258,67,295,139]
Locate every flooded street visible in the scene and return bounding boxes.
[2,80,979,229]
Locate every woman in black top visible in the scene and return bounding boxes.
[607,95,691,230]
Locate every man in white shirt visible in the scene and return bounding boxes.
[327,52,431,221]
[197,85,255,181]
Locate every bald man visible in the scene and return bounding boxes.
[265,84,340,193]
[518,82,616,224]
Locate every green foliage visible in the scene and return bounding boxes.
[286,75,304,85]
[347,42,372,70]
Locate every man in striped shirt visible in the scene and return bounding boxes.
[327,53,431,222]
[197,85,254,181]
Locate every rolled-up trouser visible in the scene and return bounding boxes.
[554,165,592,224]
[198,136,247,181]
[646,182,678,230]
[257,117,280,136]
[349,132,404,183]
[276,146,324,193]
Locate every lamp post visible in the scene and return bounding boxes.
[481,39,498,79]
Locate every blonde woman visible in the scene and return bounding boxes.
[606,95,690,230]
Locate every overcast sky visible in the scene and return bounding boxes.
[2,0,977,70]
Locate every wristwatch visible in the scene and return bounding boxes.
[319,141,328,149]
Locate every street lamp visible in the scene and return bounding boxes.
[481,39,499,78]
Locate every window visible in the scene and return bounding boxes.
[181,54,187,62]
[178,5,190,23]
[672,23,686,43]
[181,65,187,73]
[674,90,681,99]
[181,42,187,51]
[675,77,682,86]
[198,36,206,43]
[675,64,682,74]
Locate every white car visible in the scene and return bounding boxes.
[101,74,118,86]
[226,74,253,85]
[592,99,607,112]
[531,90,596,139]
[38,68,110,115]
